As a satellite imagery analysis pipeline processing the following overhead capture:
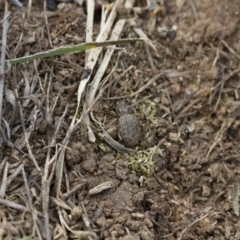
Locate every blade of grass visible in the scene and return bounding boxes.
[8,38,144,65]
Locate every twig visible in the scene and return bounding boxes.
[62,181,87,200]
[130,72,164,97]
[143,41,156,72]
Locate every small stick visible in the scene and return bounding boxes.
[143,41,156,72]
[62,181,87,200]
[130,72,164,97]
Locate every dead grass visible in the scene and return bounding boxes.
[1,0,240,239]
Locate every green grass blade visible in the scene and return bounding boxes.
[8,38,143,65]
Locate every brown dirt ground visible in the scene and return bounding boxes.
[1,0,240,239]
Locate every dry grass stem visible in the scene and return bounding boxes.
[214,70,225,111]
[134,26,157,53]
[27,0,32,19]
[209,68,240,104]
[0,161,9,198]
[80,202,91,229]
[222,39,240,60]
[55,93,101,195]
[51,197,72,210]
[62,181,87,200]
[6,163,23,186]
[54,0,122,201]
[188,0,198,21]
[15,92,41,171]
[1,0,240,239]
[206,120,226,158]
[177,214,209,240]
[44,0,53,48]
[130,72,164,98]
[0,198,43,216]
[86,19,126,123]
[42,104,69,240]
[85,0,94,62]
[58,206,98,240]
[0,157,7,174]
[232,179,240,216]
[22,167,42,239]
[74,0,121,122]
[0,12,10,143]
[143,41,156,72]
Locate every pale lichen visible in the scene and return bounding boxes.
[124,146,164,179]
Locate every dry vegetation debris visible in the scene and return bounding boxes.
[0,0,240,239]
